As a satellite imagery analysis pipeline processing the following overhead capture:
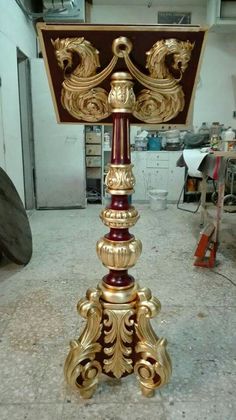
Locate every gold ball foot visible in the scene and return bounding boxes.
[140,386,154,398]
[80,386,97,399]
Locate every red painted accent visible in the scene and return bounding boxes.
[103,270,134,288]
[111,195,130,210]
[103,112,135,287]
[111,113,130,165]
[105,229,133,241]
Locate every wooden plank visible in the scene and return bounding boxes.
[213,151,236,158]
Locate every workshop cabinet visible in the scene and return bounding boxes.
[168,151,184,201]
[131,151,184,202]
[85,126,102,202]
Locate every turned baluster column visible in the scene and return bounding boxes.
[97,72,141,299]
[64,72,171,397]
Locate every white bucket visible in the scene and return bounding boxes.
[148,189,168,211]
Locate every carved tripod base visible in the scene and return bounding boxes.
[64,282,172,399]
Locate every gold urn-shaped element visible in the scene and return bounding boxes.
[108,72,135,113]
[96,237,142,270]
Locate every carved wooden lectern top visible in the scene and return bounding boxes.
[38,24,207,127]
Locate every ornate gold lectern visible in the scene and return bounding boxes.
[37,24,207,398]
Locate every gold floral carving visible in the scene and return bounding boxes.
[61,87,110,122]
[100,207,140,229]
[64,288,103,399]
[103,306,135,378]
[112,36,194,123]
[105,164,135,195]
[64,283,171,398]
[96,237,142,270]
[134,288,172,396]
[52,35,194,123]
[51,37,118,121]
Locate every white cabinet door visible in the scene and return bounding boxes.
[31,59,86,209]
[168,151,185,201]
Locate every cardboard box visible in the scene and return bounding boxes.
[86,167,101,179]
[86,144,101,156]
[86,156,102,167]
[86,132,102,144]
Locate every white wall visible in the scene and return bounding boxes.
[0,0,36,202]
[89,4,205,25]
[89,3,236,130]
[194,33,236,129]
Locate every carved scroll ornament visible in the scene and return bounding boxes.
[52,36,194,123]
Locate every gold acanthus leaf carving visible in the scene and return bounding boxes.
[112,37,194,123]
[53,35,194,123]
[105,164,135,194]
[52,37,117,121]
[132,38,193,123]
[64,288,103,397]
[133,88,184,123]
[52,37,100,77]
[134,288,172,392]
[61,87,110,122]
[103,308,134,378]
[146,39,194,80]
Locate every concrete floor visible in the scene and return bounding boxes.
[0,203,235,420]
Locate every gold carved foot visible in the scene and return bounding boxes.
[64,284,172,399]
[64,288,103,399]
[134,288,172,397]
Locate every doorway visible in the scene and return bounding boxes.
[17,49,35,209]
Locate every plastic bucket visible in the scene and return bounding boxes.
[148,189,168,211]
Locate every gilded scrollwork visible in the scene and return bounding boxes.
[51,37,117,121]
[53,35,194,123]
[103,307,135,378]
[100,207,140,229]
[61,87,110,122]
[64,283,171,398]
[64,288,103,399]
[105,164,135,195]
[134,288,172,396]
[112,36,194,123]
[132,39,193,123]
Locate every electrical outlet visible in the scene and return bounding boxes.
[233,110,236,118]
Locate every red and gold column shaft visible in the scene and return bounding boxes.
[64,74,171,397]
[97,72,141,292]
